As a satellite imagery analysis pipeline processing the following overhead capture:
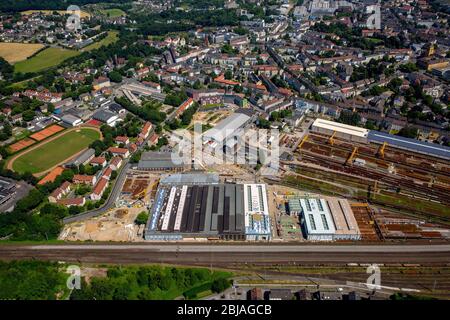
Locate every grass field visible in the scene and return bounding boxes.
[14,47,80,74]
[0,43,45,64]
[101,8,126,17]
[82,31,119,52]
[21,10,91,18]
[12,128,100,174]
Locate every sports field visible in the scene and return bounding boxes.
[30,124,64,141]
[8,138,36,153]
[11,128,100,175]
[0,43,45,64]
[101,8,126,18]
[14,47,80,74]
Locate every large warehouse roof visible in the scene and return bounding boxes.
[137,152,186,170]
[368,130,450,160]
[203,112,251,143]
[145,184,246,240]
[312,119,369,138]
[160,173,220,185]
[326,198,361,238]
[301,198,336,235]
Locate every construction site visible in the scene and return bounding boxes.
[59,116,450,243]
[59,207,145,242]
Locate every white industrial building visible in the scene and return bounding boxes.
[203,111,251,148]
[243,184,271,241]
[311,118,369,143]
[300,198,336,241]
[93,110,120,127]
[61,114,82,127]
[296,197,361,241]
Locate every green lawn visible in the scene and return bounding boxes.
[101,8,126,18]
[12,128,100,174]
[83,31,119,52]
[14,47,80,74]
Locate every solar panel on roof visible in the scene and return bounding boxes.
[368,130,450,160]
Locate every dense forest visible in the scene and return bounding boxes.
[0,0,131,12]
[0,261,232,300]
[0,260,67,300]
[71,265,232,300]
[132,8,240,36]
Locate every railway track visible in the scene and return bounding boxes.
[2,245,450,266]
[305,133,450,179]
[297,152,450,203]
[295,140,450,205]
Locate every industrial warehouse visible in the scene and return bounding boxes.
[310,118,450,160]
[289,197,361,241]
[144,174,271,241]
[311,118,369,144]
[202,109,253,148]
[137,152,188,171]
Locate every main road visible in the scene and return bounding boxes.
[2,244,450,266]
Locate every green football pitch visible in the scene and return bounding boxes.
[12,128,100,175]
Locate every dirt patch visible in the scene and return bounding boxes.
[60,207,143,242]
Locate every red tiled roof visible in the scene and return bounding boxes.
[214,74,239,86]
[107,147,129,154]
[176,98,194,115]
[110,157,122,167]
[93,177,108,195]
[142,122,152,133]
[90,157,106,165]
[73,174,95,183]
[60,181,71,190]
[115,136,129,143]
[103,167,112,178]
[128,143,138,153]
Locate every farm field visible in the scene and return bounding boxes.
[11,128,100,175]
[0,43,45,64]
[100,8,126,17]
[21,10,91,18]
[83,31,119,51]
[14,47,80,74]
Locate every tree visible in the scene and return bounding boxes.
[211,278,231,293]
[224,70,233,80]
[47,103,55,114]
[135,212,149,225]
[108,71,122,83]
[22,109,36,122]
[257,117,270,129]
[398,126,418,139]
[130,150,142,164]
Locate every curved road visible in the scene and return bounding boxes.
[62,161,131,224]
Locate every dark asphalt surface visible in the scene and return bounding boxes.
[62,161,131,224]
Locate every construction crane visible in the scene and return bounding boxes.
[346,146,358,165]
[298,134,309,150]
[328,131,337,146]
[377,142,388,159]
